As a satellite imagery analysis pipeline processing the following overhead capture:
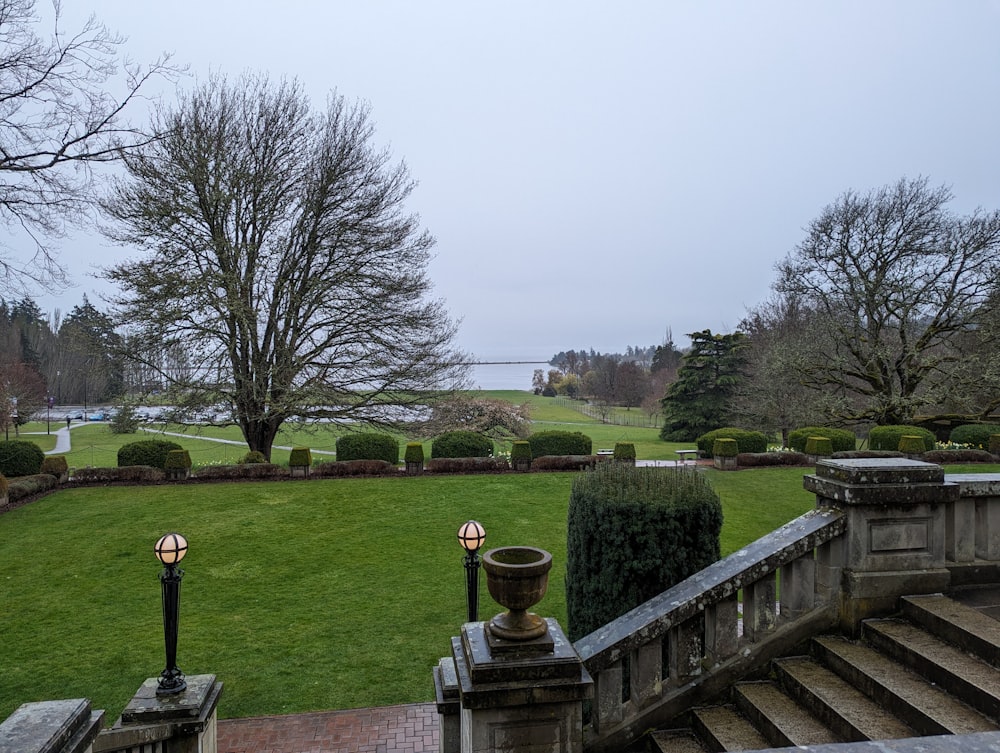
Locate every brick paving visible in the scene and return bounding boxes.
[216,702,439,753]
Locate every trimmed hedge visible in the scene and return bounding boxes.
[0,440,45,477]
[613,443,636,462]
[430,431,492,459]
[832,450,904,459]
[40,455,69,478]
[531,455,599,471]
[314,459,397,477]
[336,433,400,464]
[118,440,184,469]
[804,436,833,456]
[7,473,57,501]
[193,463,287,480]
[511,441,532,462]
[72,466,166,483]
[868,425,936,452]
[696,428,768,457]
[404,443,424,463]
[922,449,996,464]
[164,449,192,470]
[788,426,856,453]
[948,424,1000,451]
[425,457,509,474]
[288,447,312,466]
[713,438,739,457]
[898,435,926,454]
[736,451,810,467]
[566,464,722,642]
[527,430,592,457]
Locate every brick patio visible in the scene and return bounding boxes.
[216,702,438,753]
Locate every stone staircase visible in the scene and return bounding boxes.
[648,592,1000,752]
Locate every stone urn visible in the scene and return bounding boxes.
[483,546,552,641]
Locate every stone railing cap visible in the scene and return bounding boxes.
[816,458,944,485]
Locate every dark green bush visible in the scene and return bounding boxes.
[532,455,598,471]
[193,464,287,480]
[527,430,592,457]
[288,446,312,466]
[696,428,768,457]
[613,443,636,461]
[712,438,739,457]
[788,426,856,453]
[868,425,936,452]
[336,433,399,464]
[164,449,192,470]
[948,424,1000,450]
[566,463,722,642]
[238,450,268,464]
[117,440,184,469]
[897,435,926,454]
[404,442,424,463]
[922,449,995,464]
[736,452,810,467]
[510,441,532,462]
[431,431,492,459]
[0,440,45,477]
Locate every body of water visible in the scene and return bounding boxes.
[468,361,548,391]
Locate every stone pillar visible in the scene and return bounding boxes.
[804,458,957,633]
[451,619,593,753]
[0,698,103,753]
[93,674,223,753]
[434,657,461,753]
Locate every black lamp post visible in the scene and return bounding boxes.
[154,532,189,695]
[457,520,486,623]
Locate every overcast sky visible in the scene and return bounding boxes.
[28,1,1000,364]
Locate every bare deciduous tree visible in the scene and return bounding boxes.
[0,0,176,292]
[102,73,467,459]
[775,177,1000,425]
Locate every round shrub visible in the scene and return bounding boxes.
[289,446,312,466]
[868,425,936,452]
[566,464,722,642]
[336,432,400,464]
[118,440,184,469]
[404,442,425,463]
[238,450,268,464]
[949,424,1000,451]
[712,438,739,457]
[788,426,856,454]
[0,440,45,477]
[696,428,768,457]
[527,430,592,458]
[164,449,192,470]
[431,430,492,459]
[898,435,927,454]
[804,436,833,456]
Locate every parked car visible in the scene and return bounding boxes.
[88,411,106,421]
[66,411,84,420]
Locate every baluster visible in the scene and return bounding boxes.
[975,497,1000,560]
[629,637,663,708]
[815,534,844,605]
[743,572,776,643]
[667,615,703,685]
[592,660,623,733]
[779,553,815,622]
[946,496,975,562]
[704,594,739,665]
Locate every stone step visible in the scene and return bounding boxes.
[773,655,914,742]
[648,728,709,753]
[812,634,996,736]
[690,704,770,752]
[901,594,1000,667]
[863,617,1000,721]
[733,680,839,748]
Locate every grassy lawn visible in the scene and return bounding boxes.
[0,464,820,723]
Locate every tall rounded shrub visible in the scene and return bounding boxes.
[527,430,592,457]
[566,464,722,642]
[336,433,399,464]
[117,440,184,469]
[788,426,856,453]
[949,424,1000,451]
[431,431,492,458]
[696,428,768,457]
[0,440,45,477]
[868,425,935,452]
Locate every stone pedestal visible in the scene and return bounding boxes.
[451,619,592,753]
[0,698,103,753]
[290,466,311,478]
[94,674,222,753]
[804,458,957,632]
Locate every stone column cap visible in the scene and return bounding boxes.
[0,699,103,753]
[816,458,944,484]
[119,674,222,726]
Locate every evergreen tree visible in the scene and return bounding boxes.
[659,330,747,442]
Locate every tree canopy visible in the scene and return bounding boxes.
[101,73,467,458]
[773,177,1000,424]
